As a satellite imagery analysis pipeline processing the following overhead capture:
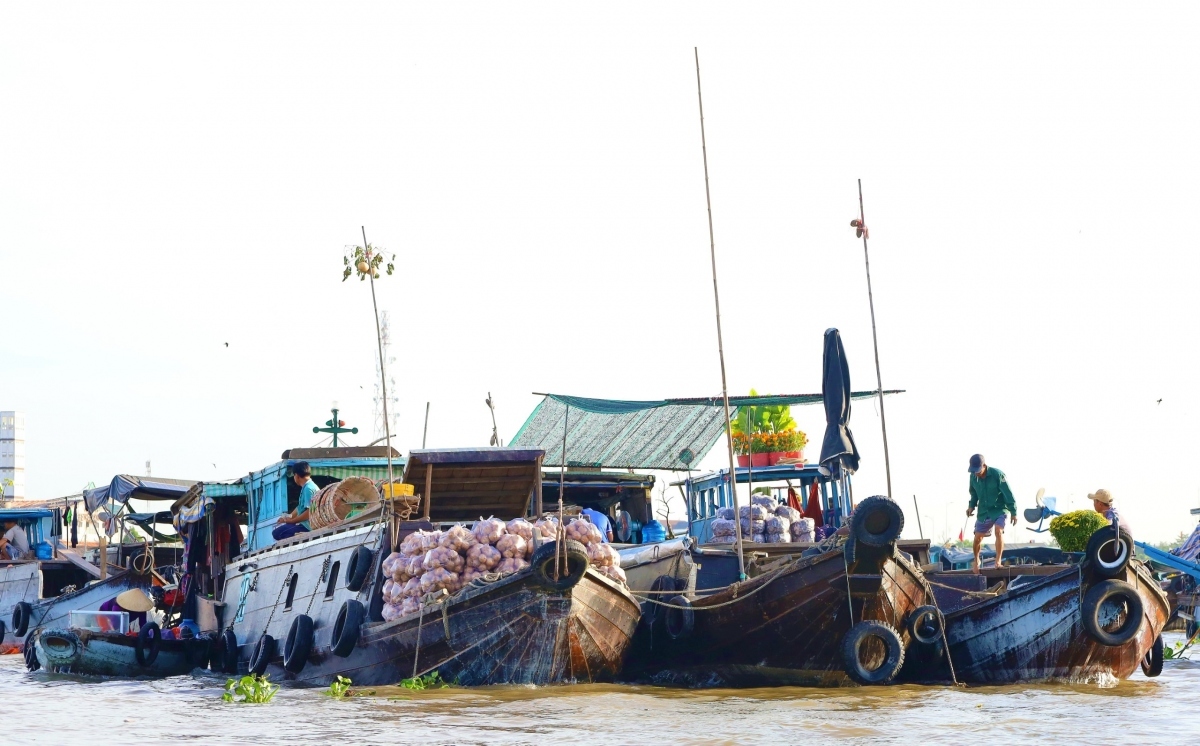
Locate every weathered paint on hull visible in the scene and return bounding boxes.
[248,568,640,687]
[224,524,641,687]
[1,566,146,650]
[919,561,1170,684]
[629,546,929,687]
[34,628,201,677]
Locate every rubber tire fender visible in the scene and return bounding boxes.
[850,496,905,548]
[1082,579,1144,647]
[0,619,6,643]
[283,614,315,673]
[11,601,32,637]
[249,634,274,676]
[906,605,944,646]
[38,629,82,669]
[528,540,590,592]
[220,628,239,673]
[841,620,906,685]
[135,622,161,667]
[345,546,374,592]
[1141,634,1164,677]
[23,635,40,672]
[331,600,365,657]
[1086,527,1134,580]
[642,575,677,630]
[663,595,695,641]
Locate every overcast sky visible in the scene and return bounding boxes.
[2,3,1198,542]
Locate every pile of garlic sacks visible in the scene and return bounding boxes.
[380,515,627,620]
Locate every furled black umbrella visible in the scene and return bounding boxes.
[819,328,860,478]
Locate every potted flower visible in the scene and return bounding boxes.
[730,391,808,466]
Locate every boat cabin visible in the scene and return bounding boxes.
[681,463,851,545]
[539,470,656,543]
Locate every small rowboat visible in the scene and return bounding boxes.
[33,623,211,677]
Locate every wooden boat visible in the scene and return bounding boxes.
[1,503,158,652]
[32,626,208,676]
[905,527,1171,684]
[629,491,930,687]
[209,447,640,686]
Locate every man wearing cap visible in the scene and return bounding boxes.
[966,454,1017,573]
[1090,488,1132,537]
[272,461,318,541]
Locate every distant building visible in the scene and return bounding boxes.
[1,411,26,499]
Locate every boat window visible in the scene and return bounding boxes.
[325,562,340,598]
[284,573,299,610]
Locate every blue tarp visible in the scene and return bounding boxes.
[84,474,198,512]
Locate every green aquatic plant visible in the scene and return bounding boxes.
[326,675,353,698]
[399,671,448,690]
[1048,510,1110,553]
[222,674,279,704]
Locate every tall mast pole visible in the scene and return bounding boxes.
[363,226,395,494]
[855,181,892,498]
[695,48,745,579]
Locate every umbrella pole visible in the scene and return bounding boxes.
[856,180,893,499]
[694,47,745,579]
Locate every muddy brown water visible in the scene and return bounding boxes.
[5,633,1199,745]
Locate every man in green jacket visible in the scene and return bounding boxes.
[966,454,1017,573]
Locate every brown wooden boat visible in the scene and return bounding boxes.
[629,496,932,687]
[905,528,1170,684]
[218,448,641,687]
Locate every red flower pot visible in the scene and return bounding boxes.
[737,454,750,467]
[767,452,781,466]
[751,453,771,467]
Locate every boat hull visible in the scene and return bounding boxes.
[914,560,1170,684]
[628,543,929,687]
[33,627,204,677]
[224,525,641,687]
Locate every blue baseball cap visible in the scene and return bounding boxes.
[968,454,985,473]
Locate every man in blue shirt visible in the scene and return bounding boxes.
[581,506,614,543]
[273,461,318,541]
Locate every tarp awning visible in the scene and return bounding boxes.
[85,475,199,512]
[510,391,903,470]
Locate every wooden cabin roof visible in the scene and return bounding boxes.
[401,448,545,522]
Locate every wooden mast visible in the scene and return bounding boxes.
[694,48,745,579]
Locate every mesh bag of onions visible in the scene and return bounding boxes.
[751,495,775,510]
[472,517,506,545]
[775,505,802,522]
[711,518,737,537]
[791,517,815,542]
[565,518,603,545]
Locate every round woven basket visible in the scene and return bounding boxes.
[308,476,382,529]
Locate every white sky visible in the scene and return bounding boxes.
[2,3,1198,543]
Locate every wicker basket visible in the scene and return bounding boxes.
[308,476,382,529]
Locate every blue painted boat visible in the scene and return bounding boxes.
[33,626,207,676]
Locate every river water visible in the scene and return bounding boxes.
[6,633,1198,745]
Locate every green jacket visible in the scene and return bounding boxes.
[969,467,1016,521]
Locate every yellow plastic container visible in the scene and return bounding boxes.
[382,481,414,498]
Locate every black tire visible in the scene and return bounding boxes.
[851,496,904,548]
[331,600,365,657]
[23,635,39,672]
[345,546,374,592]
[907,605,944,646]
[249,634,274,676]
[12,601,32,637]
[283,614,315,673]
[1141,635,1164,677]
[842,620,905,685]
[0,619,6,642]
[663,596,694,641]
[1086,527,1134,580]
[38,629,82,670]
[1082,579,1144,647]
[642,575,677,629]
[135,622,161,667]
[529,540,589,592]
[843,535,856,564]
[219,628,239,673]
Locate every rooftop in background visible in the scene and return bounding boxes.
[510,391,903,471]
